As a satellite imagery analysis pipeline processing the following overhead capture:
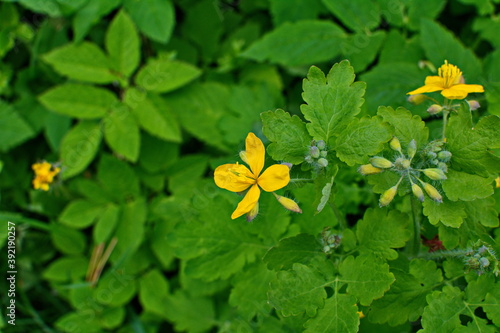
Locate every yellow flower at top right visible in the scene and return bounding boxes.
[407,60,484,100]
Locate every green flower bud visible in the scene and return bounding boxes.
[379,185,398,207]
[437,150,452,162]
[427,151,437,159]
[427,104,443,115]
[316,140,326,150]
[411,183,425,202]
[394,157,411,170]
[358,164,383,175]
[320,151,328,157]
[390,137,402,153]
[437,162,448,173]
[423,182,442,203]
[317,158,328,168]
[407,139,417,159]
[305,155,313,163]
[369,156,393,169]
[407,94,427,105]
[479,257,490,267]
[310,146,320,158]
[423,168,447,180]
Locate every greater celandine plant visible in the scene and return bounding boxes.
[214,60,500,332]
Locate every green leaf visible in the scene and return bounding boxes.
[39,83,118,119]
[229,262,274,320]
[261,109,310,164]
[94,270,137,307]
[139,269,170,316]
[442,169,494,201]
[316,173,335,213]
[335,116,393,166]
[419,286,464,332]
[99,307,125,330]
[268,263,327,317]
[420,19,482,82]
[51,223,87,255]
[0,101,34,152]
[379,30,424,65]
[105,10,140,78]
[124,88,181,142]
[341,30,386,72]
[93,204,120,243]
[423,198,467,228]
[42,42,116,83]
[457,0,495,15]
[241,20,346,67]
[42,256,87,282]
[72,0,121,42]
[164,290,215,333]
[269,0,323,26]
[263,233,323,271]
[103,106,140,162]
[114,198,147,256]
[339,255,395,305]
[322,0,380,32]
[369,258,443,326]
[465,198,499,228]
[356,208,411,260]
[44,112,71,152]
[56,312,101,333]
[59,199,106,229]
[135,58,201,93]
[377,106,429,149]
[447,113,500,177]
[301,61,366,143]
[484,282,500,327]
[139,133,179,173]
[60,121,102,179]
[97,154,140,202]
[406,0,446,31]
[123,0,175,43]
[304,294,359,333]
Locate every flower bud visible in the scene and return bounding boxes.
[423,183,442,203]
[239,151,249,164]
[427,151,437,159]
[496,176,500,188]
[358,164,383,175]
[479,257,490,267]
[390,137,402,153]
[246,202,259,222]
[281,162,293,169]
[437,150,452,162]
[423,168,447,180]
[305,155,313,163]
[407,94,427,105]
[317,158,328,168]
[437,162,448,173]
[411,183,425,202]
[407,140,417,159]
[394,157,411,170]
[316,140,326,150]
[273,193,302,213]
[310,146,320,158]
[427,104,443,115]
[320,151,328,157]
[369,156,393,169]
[467,100,480,111]
[379,185,398,207]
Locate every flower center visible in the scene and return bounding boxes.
[439,61,462,88]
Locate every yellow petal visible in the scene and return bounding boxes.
[245,133,265,176]
[231,184,261,219]
[214,163,255,192]
[257,164,290,192]
[407,77,445,95]
[440,87,469,100]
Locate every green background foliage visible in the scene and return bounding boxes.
[0,0,499,332]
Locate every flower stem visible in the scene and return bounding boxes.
[442,98,452,140]
[409,195,422,256]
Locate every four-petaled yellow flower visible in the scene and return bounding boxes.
[407,60,484,100]
[32,161,60,191]
[214,133,290,220]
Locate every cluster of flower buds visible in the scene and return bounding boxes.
[423,139,451,173]
[358,137,446,207]
[464,241,500,277]
[320,228,342,254]
[304,140,328,168]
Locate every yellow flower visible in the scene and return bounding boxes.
[407,60,484,100]
[214,133,290,220]
[32,161,60,191]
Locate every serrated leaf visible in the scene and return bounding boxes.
[123,0,175,43]
[465,197,499,228]
[43,42,116,83]
[135,58,201,93]
[419,286,465,332]
[304,294,359,333]
[423,197,467,228]
[124,88,181,142]
[103,106,140,162]
[356,208,411,260]
[59,199,106,229]
[335,116,393,166]
[316,176,334,213]
[60,121,102,179]
[377,106,428,149]
[369,258,443,326]
[339,255,395,305]
[0,101,35,152]
[301,61,366,143]
[322,0,379,32]
[442,169,494,201]
[261,109,310,164]
[105,10,140,77]
[268,263,327,317]
[313,164,339,213]
[39,83,118,119]
[484,282,500,327]
[241,20,346,67]
[263,233,323,271]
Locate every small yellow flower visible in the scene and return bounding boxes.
[214,133,290,220]
[495,176,500,188]
[32,161,60,191]
[407,60,484,100]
